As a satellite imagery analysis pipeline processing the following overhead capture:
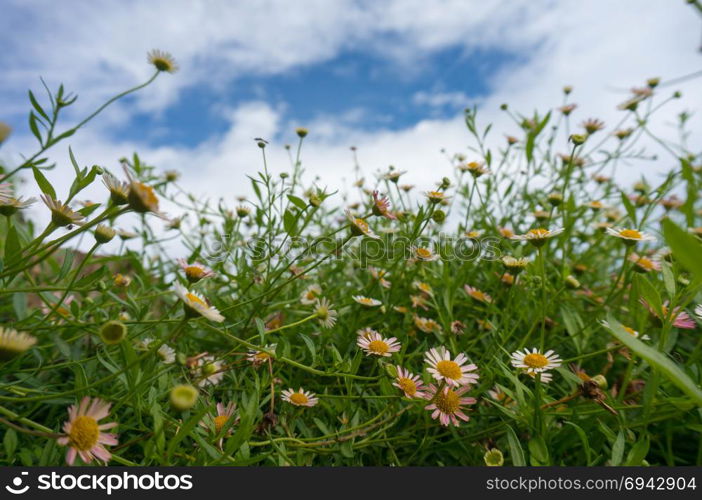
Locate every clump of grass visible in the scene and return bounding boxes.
[0,53,701,466]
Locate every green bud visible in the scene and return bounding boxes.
[99,320,127,345]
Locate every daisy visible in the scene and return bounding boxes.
[353,295,382,307]
[425,346,479,387]
[41,194,84,227]
[464,285,492,304]
[357,332,401,357]
[0,327,37,361]
[425,191,448,204]
[157,344,176,364]
[459,161,490,178]
[314,298,337,329]
[487,385,515,406]
[382,169,406,183]
[177,259,215,283]
[510,347,562,376]
[173,282,224,322]
[413,281,433,295]
[246,344,276,366]
[526,371,554,383]
[498,227,515,238]
[282,388,318,407]
[695,304,702,320]
[501,256,529,273]
[200,401,238,447]
[450,320,466,335]
[194,355,225,387]
[117,229,138,240]
[300,284,322,305]
[411,294,429,310]
[412,246,440,262]
[511,227,564,247]
[123,167,165,217]
[392,366,426,398]
[606,227,656,245]
[641,299,695,329]
[369,267,392,288]
[581,118,605,134]
[601,320,650,340]
[345,209,379,239]
[147,49,179,73]
[424,384,476,427]
[0,182,11,202]
[371,191,396,219]
[628,253,661,273]
[57,397,118,465]
[465,230,483,239]
[0,194,36,216]
[102,173,129,205]
[414,315,441,333]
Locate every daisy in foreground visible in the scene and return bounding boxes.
[41,194,84,227]
[424,384,476,427]
[177,259,215,283]
[412,246,440,262]
[641,299,695,329]
[393,366,426,398]
[0,327,37,361]
[353,295,382,307]
[346,209,379,239]
[606,227,656,245]
[464,285,492,304]
[174,283,224,322]
[282,388,318,407]
[510,348,562,378]
[425,347,479,387]
[510,227,564,247]
[246,344,276,367]
[357,332,401,357]
[57,397,118,465]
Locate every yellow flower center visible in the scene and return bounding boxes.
[528,228,550,238]
[289,392,308,405]
[214,415,229,433]
[635,257,654,269]
[186,293,206,307]
[69,415,99,451]
[436,360,462,380]
[255,351,271,361]
[354,219,369,232]
[523,353,549,369]
[620,229,642,239]
[368,340,389,354]
[428,191,443,199]
[202,362,217,376]
[136,182,158,206]
[185,266,205,279]
[397,377,417,396]
[305,291,317,300]
[470,290,487,301]
[416,247,432,259]
[434,388,460,414]
[359,298,375,305]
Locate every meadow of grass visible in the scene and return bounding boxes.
[1,51,701,467]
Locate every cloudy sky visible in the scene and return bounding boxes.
[1,0,701,218]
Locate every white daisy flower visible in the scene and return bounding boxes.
[356,332,401,357]
[510,347,562,375]
[424,346,479,387]
[606,227,656,245]
[282,388,318,407]
[173,282,224,322]
[352,295,382,307]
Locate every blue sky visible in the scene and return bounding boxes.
[1,0,700,211]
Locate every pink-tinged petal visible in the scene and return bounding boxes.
[68,404,78,420]
[78,396,90,416]
[57,437,69,445]
[62,422,73,434]
[216,402,225,415]
[455,353,467,364]
[66,448,77,465]
[432,409,441,420]
[91,445,111,462]
[425,403,436,410]
[440,414,449,426]
[456,411,470,422]
[98,432,118,446]
[98,422,118,430]
[78,449,92,464]
[87,399,111,420]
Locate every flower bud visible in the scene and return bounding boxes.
[99,320,127,345]
[170,384,199,411]
[94,224,116,244]
[484,448,504,466]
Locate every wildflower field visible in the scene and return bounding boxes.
[1,50,702,468]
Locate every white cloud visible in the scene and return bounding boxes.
[3,0,701,249]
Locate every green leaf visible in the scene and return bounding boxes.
[287,194,308,210]
[661,219,702,283]
[606,313,702,406]
[29,112,43,145]
[3,429,18,459]
[28,90,50,121]
[505,426,526,466]
[611,431,625,466]
[32,165,56,199]
[625,435,650,465]
[283,209,297,236]
[528,436,550,465]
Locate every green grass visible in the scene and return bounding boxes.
[0,56,701,466]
